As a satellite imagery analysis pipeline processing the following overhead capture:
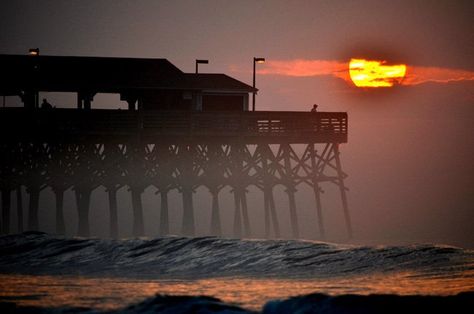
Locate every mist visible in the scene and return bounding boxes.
[1,0,473,248]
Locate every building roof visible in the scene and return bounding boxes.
[0,54,256,95]
[183,74,256,92]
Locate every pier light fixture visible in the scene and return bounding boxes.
[252,57,265,111]
[29,48,40,56]
[195,59,209,73]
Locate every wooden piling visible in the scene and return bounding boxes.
[159,190,169,235]
[107,187,119,238]
[16,186,23,233]
[27,186,40,231]
[240,190,251,237]
[310,143,325,239]
[131,187,145,237]
[233,189,242,238]
[181,186,195,236]
[54,189,65,234]
[210,189,221,236]
[282,143,299,238]
[1,189,10,234]
[76,188,91,237]
[333,144,353,239]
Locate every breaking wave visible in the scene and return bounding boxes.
[0,232,472,279]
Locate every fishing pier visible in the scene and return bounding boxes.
[0,54,351,239]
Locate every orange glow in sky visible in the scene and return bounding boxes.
[249,58,474,87]
[349,59,407,87]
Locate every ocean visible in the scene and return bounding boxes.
[0,232,473,313]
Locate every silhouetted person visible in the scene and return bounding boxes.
[311,104,318,112]
[41,98,52,109]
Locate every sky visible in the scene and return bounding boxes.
[1,0,473,247]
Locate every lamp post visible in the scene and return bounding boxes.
[252,57,265,111]
[29,48,40,56]
[195,59,209,73]
[28,48,40,108]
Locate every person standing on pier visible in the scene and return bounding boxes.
[41,98,52,109]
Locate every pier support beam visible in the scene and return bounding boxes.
[16,186,23,233]
[260,144,280,238]
[233,189,242,238]
[310,144,325,239]
[1,189,11,234]
[181,186,195,236]
[282,143,299,238]
[107,187,119,238]
[313,184,325,239]
[54,189,65,234]
[27,186,40,231]
[240,190,251,237]
[159,190,169,235]
[263,187,280,238]
[285,186,299,238]
[179,144,195,236]
[333,144,353,239]
[210,188,221,236]
[75,188,92,237]
[232,188,251,238]
[269,189,280,238]
[131,187,145,237]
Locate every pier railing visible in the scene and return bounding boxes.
[0,108,347,143]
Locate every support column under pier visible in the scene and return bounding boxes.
[1,189,11,234]
[263,187,280,238]
[27,186,40,231]
[107,187,119,239]
[54,189,65,234]
[210,188,221,236]
[333,144,353,239]
[285,186,299,238]
[75,188,92,237]
[159,190,169,236]
[17,186,23,233]
[181,186,195,236]
[310,144,325,239]
[282,143,299,238]
[232,188,251,238]
[233,189,242,238]
[313,183,325,239]
[131,187,145,237]
[240,190,251,237]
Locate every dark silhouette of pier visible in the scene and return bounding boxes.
[0,54,351,239]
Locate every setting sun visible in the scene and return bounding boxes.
[349,58,407,87]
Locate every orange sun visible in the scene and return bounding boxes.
[349,58,407,87]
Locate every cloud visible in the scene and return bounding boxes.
[255,59,474,87]
[404,66,474,85]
